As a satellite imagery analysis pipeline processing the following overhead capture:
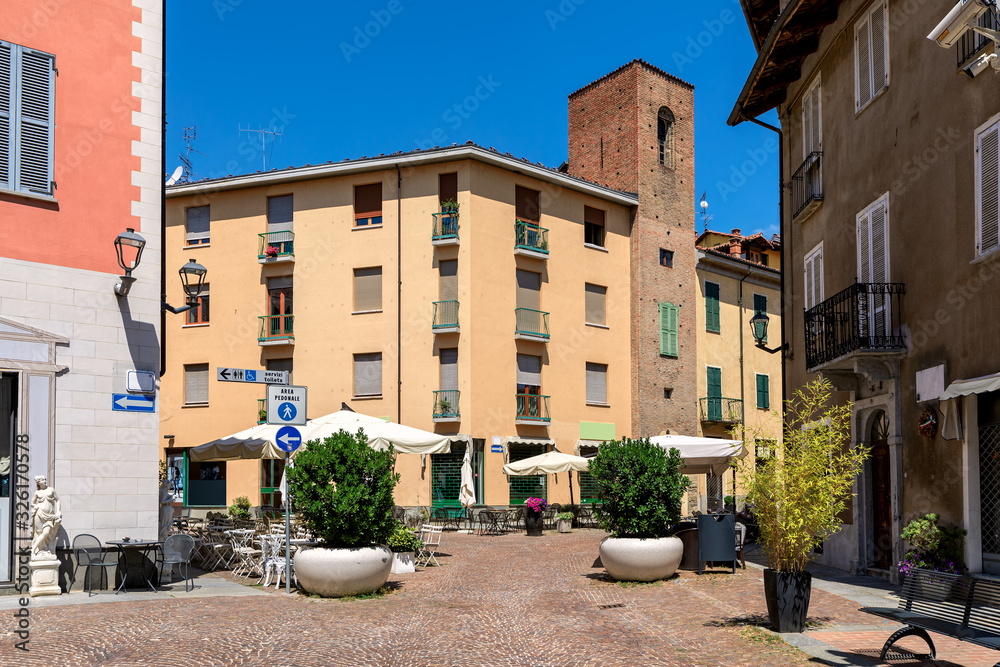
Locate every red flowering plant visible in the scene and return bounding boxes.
[265,245,280,258]
[525,497,548,514]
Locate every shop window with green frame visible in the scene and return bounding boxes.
[261,458,286,508]
[187,460,227,506]
[508,444,546,504]
[431,452,463,508]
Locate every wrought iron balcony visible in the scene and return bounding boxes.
[516,393,550,424]
[804,282,905,371]
[514,308,549,341]
[790,152,822,221]
[514,220,549,258]
[432,300,460,333]
[433,390,460,422]
[699,397,743,424]
[257,398,267,424]
[258,314,294,345]
[431,209,459,245]
[258,231,294,262]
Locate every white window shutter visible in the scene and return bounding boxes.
[15,47,55,196]
[813,247,823,305]
[856,15,872,111]
[0,41,11,191]
[857,210,872,284]
[871,2,888,96]
[803,254,814,311]
[871,201,887,284]
[978,121,1000,256]
[802,87,813,159]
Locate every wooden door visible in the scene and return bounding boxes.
[870,412,892,569]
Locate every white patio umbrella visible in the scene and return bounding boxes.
[647,434,744,476]
[458,444,475,509]
[188,425,286,462]
[503,450,591,506]
[300,409,453,455]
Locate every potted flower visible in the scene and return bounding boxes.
[386,523,423,574]
[739,378,868,632]
[228,495,251,520]
[556,511,574,533]
[588,437,688,582]
[524,497,547,536]
[440,198,459,214]
[264,245,280,258]
[286,429,399,597]
[898,513,967,578]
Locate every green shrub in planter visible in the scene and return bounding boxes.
[588,437,687,538]
[228,496,251,520]
[556,512,575,522]
[286,429,399,548]
[386,523,423,553]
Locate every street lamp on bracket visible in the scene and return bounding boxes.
[749,311,789,354]
[164,259,208,314]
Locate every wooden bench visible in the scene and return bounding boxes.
[860,568,1000,664]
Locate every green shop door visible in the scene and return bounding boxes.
[508,444,546,505]
[261,458,285,509]
[431,452,463,508]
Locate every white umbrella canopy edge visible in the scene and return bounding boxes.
[646,434,745,477]
[502,450,591,476]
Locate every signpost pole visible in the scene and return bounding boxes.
[285,449,291,594]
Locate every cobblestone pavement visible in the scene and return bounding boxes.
[1,530,996,666]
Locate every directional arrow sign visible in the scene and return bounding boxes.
[267,385,307,425]
[111,393,155,413]
[217,367,289,385]
[275,426,303,453]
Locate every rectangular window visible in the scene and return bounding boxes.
[976,116,1000,258]
[186,284,210,325]
[353,267,382,312]
[516,353,542,393]
[439,172,458,207]
[439,348,458,391]
[515,269,541,310]
[260,458,285,508]
[659,302,678,357]
[660,249,673,267]
[802,75,822,159]
[266,358,293,385]
[267,195,293,232]
[267,276,293,316]
[184,363,209,405]
[439,259,458,301]
[706,366,722,421]
[185,205,210,245]
[753,293,767,344]
[0,41,55,196]
[756,373,770,410]
[804,243,824,311]
[584,283,606,326]
[705,281,721,333]
[857,194,889,285]
[855,0,889,113]
[354,183,382,227]
[584,206,606,247]
[353,353,382,397]
[586,362,608,405]
[515,185,540,222]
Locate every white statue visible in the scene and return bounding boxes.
[29,475,61,560]
[158,478,174,542]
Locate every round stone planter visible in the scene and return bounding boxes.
[599,536,683,582]
[390,551,415,574]
[294,545,392,597]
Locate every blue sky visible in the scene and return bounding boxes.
[166,0,779,237]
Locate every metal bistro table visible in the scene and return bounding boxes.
[106,539,162,593]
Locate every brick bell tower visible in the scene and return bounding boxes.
[567,60,696,438]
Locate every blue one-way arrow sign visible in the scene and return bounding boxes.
[112,393,155,413]
[276,425,302,453]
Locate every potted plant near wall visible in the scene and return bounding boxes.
[556,511,574,533]
[440,198,459,214]
[228,496,251,520]
[386,523,423,574]
[286,429,399,597]
[739,378,868,632]
[524,497,547,536]
[588,437,688,581]
[898,513,967,578]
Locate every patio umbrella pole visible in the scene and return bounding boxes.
[285,450,291,594]
[569,472,574,507]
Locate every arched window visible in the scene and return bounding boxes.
[657,107,675,168]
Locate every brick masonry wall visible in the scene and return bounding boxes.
[568,61,697,438]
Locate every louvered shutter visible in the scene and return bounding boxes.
[659,302,678,357]
[802,79,821,157]
[707,367,721,398]
[585,362,607,404]
[439,260,458,301]
[705,282,720,333]
[0,42,11,191]
[978,121,1000,257]
[584,283,606,325]
[857,210,872,284]
[812,248,823,305]
[756,374,770,410]
[354,353,382,396]
[856,14,872,111]
[353,267,382,311]
[803,254,815,311]
[15,47,54,195]
[439,348,458,391]
[184,364,209,404]
[267,195,293,232]
[516,354,542,388]
[515,269,540,310]
[871,1,888,97]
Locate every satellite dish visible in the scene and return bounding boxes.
[165,165,183,186]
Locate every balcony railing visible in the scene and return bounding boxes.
[957,10,998,67]
[433,390,460,421]
[431,210,459,244]
[258,314,294,343]
[516,393,550,423]
[804,282,905,371]
[514,220,549,256]
[257,398,267,424]
[515,308,549,340]
[432,300,460,332]
[699,397,743,424]
[790,152,822,220]
[258,231,294,261]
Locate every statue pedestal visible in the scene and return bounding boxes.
[28,558,61,597]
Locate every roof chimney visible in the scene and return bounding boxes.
[731,228,741,237]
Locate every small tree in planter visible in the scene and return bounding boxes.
[228,496,251,520]
[286,429,400,596]
[898,513,967,576]
[386,523,423,574]
[588,437,687,581]
[739,378,868,632]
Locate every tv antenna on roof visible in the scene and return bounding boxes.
[239,123,283,172]
[179,127,206,183]
[699,192,713,234]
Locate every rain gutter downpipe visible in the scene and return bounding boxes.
[396,164,402,424]
[159,0,167,378]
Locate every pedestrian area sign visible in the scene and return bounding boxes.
[267,385,307,425]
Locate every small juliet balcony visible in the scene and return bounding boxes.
[258,314,294,346]
[431,209,459,246]
[805,282,905,375]
[433,390,460,423]
[514,220,549,259]
[257,398,267,424]
[699,397,743,425]
[791,151,822,222]
[515,393,550,425]
[258,231,295,263]
[514,308,549,341]
[432,300,460,333]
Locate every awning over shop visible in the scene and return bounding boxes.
[647,434,745,477]
[940,371,1000,400]
[500,436,556,463]
[189,431,285,462]
[574,439,610,456]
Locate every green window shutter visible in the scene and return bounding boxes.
[13,46,55,196]
[705,282,720,333]
[659,302,678,357]
[756,374,769,409]
[707,367,721,398]
[0,41,11,191]
[753,294,768,343]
